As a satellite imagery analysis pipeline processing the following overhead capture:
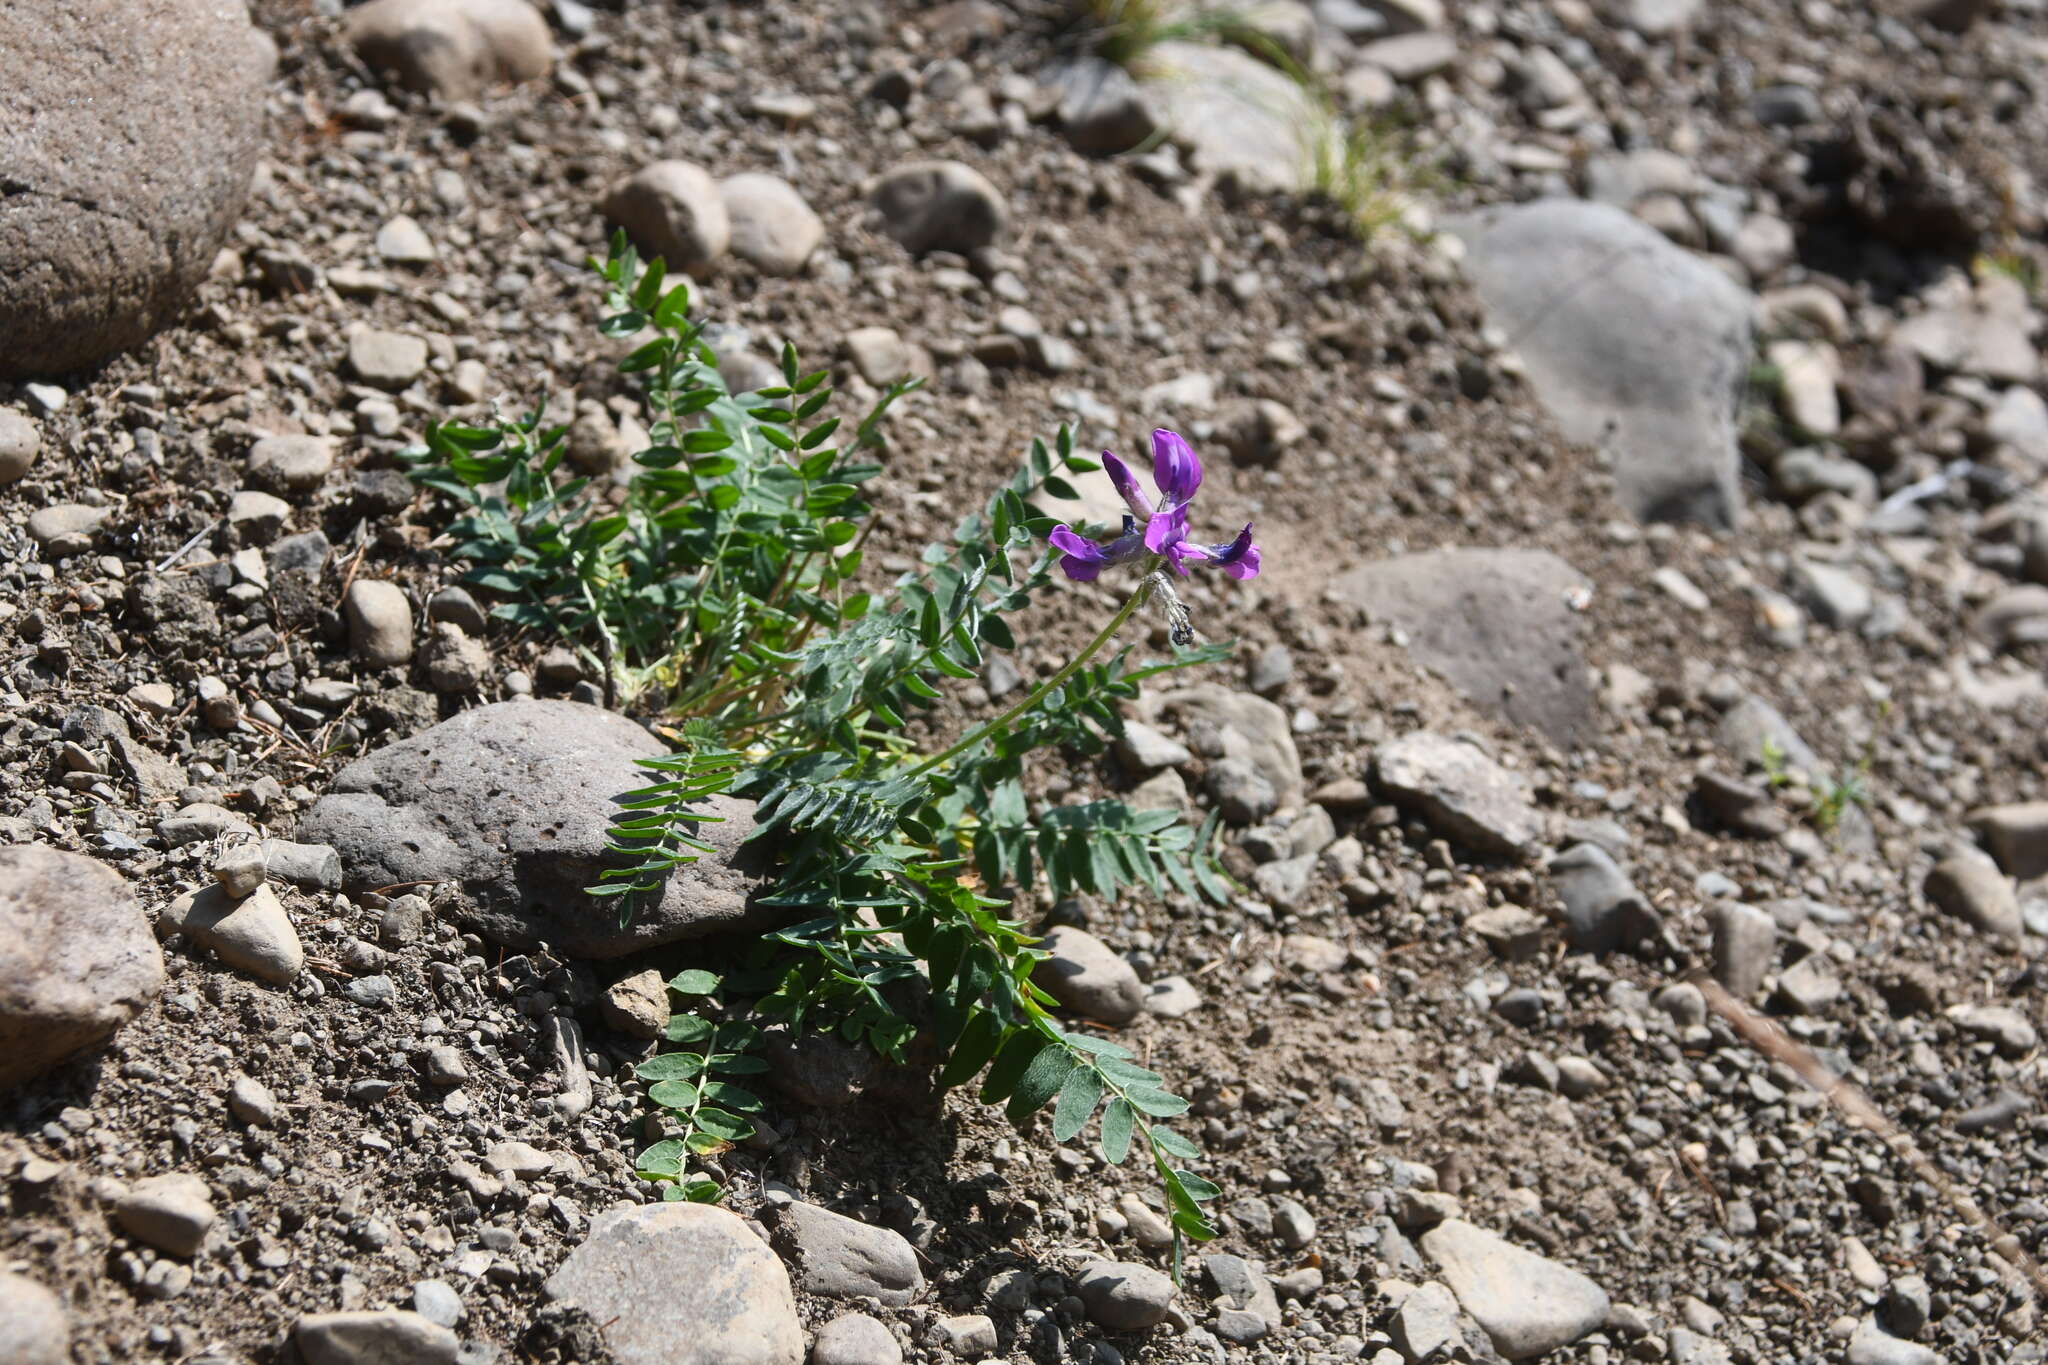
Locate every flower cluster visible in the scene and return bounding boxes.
[1048,429,1260,583]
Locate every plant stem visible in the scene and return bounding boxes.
[907,579,1151,781]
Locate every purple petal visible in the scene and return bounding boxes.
[1214,524,1261,579]
[1048,524,1109,580]
[1101,451,1153,521]
[1142,504,1189,554]
[1151,428,1202,508]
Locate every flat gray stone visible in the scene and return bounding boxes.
[871,160,1006,256]
[1421,1219,1609,1360]
[1705,901,1776,999]
[296,1309,459,1365]
[115,1173,216,1258]
[160,882,304,984]
[720,173,822,276]
[1968,801,2048,880]
[0,846,164,1089]
[1147,686,1304,811]
[346,0,552,101]
[0,410,41,484]
[1846,1316,1939,1365]
[1925,849,2023,944]
[1330,548,1594,747]
[1548,843,1660,954]
[766,1200,923,1307]
[1375,733,1542,859]
[246,434,335,497]
[1139,42,1323,194]
[1447,200,1751,527]
[546,1202,802,1365]
[297,701,770,958]
[1076,1261,1175,1331]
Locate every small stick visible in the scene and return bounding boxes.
[1693,971,2048,1306]
[154,518,222,573]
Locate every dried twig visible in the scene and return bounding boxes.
[1692,971,2048,1306]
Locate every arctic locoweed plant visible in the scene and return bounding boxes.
[408,235,1262,1266]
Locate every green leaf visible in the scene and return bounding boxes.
[665,1014,714,1044]
[693,1107,755,1143]
[636,1053,705,1082]
[1006,1041,1077,1124]
[978,1028,1047,1106]
[1099,1097,1136,1165]
[655,282,692,329]
[680,1176,723,1203]
[701,1081,764,1112]
[938,1009,1004,1089]
[668,969,721,995]
[1151,1127,1200,1161]
[632,257,667,312]
[647,1079,699,1109]
[1051,1066,1104,1142]
[635,1138,686,1179]
[1125,1088,1190,1118]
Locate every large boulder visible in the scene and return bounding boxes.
[0,846,165,1090]
[1331,548,1594,748]
[296,701,770,958]
[1446,200,1752,528]
[0,0,275,377]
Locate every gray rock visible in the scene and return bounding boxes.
[228,1074,278,1127]
[1986,384,2048,463]
[872,161,1007,256]
[1374,733,1541,859]
[935,1314,996,1357]
[1925,850,2023,944]
[296,1310,460,1365]
[1391,1281,1463,1363]
[1075,1261,1175,1331]
[115,1173,216,1258]
[759,1027,876,1107]
[1420,1219,1609,1360]
[420,622,489,694]
[1048,56,1157,155]
[1272,1197,1316,1250]
[1883,1275,1930,1339]
[812,1314,902,1365]
[1947,1002,2037,1057]
[767,1201,923,1307]
[1447,200,1750,527]
[1891,275,2037,384]
[1846,1316,1939,1365]
[0,0,274,376]
[1705,901,1776,999]
[212,844,267,898]
[1548,844,1659,955]
[244,434,334,499]
[1667,1328,1733,1365]
[1330,548,1595,747]
[0,410,42,484]
[1775,955,1841,1014]
[427,586,489,636]
[160,883,304,984]
[346,0,552,102]
[226,489,291,542]
[1116,719,1193,774]
[348,329,429,390]
[1139,42,1321,193]
[844,327,916,386]
[263,839,343,891]
[546,1202,802,1365]
[1149,686,1304,811]
[1207,758,1278,825]
[1200,1255,1282,1329]
[298,702,770,957]
[1788,560,1871,630]
[1357,31,1461,81]
[721,174,823,276]
[0,1271,69,1365]
[599,968,668,1040]
[1606,0,1702,34]
[1215,1308,1269,1344]
[27,504,111,556]
[344,580,414,667]
[370,217,435,271]
[1144,975,1204,1018]
[0,846,164,1089]
[1967,801,2048,880]
[1717,697,1820,775]
[603,161,729,273]
[412,1279,465,1328]
[1033,926,1144,1025]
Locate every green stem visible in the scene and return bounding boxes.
[907,578,1151,781]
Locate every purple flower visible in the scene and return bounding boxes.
[1049,429,1261,582]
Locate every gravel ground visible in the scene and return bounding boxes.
[5,1,2048,1362]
